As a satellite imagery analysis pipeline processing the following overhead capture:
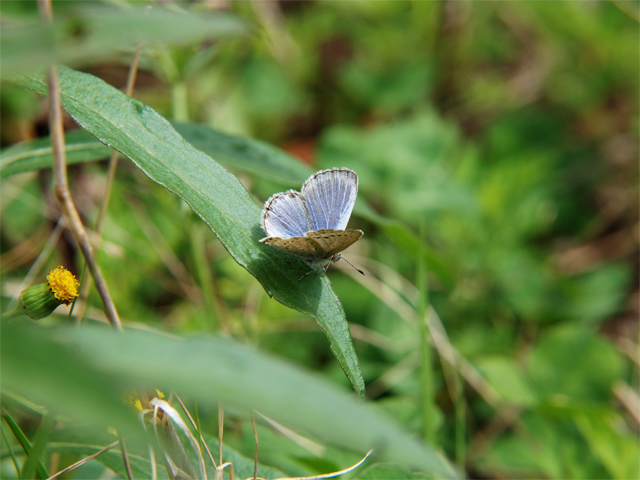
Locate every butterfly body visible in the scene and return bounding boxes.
[260,168,363,273]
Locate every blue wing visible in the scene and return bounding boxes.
[301,168,358,231]
[261,190,313,239]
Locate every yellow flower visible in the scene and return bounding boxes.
[15,266,80,320]
[46,266,80,305]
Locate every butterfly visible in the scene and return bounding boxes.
[260,167,364,277]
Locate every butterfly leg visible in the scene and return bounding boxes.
[298,260,324,281]
[298,268,319,281]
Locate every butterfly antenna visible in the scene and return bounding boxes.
[341,256,365,276]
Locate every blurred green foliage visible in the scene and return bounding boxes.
[1,0,638,479]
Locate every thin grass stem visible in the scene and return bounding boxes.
[417,218,435,444]
[218,403,224,467]
[251,411,258,480]
[454,368,465,469]
[119,435,134,480]
[0,420,21,477]
[46,441,119,480]
[175,394,217,468]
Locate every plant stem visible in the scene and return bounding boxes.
[1,306,23,321]
[417,218,435,444]
[190,224,219,331]
[38,0,122,331]
[172,81,189,123]
[454,367,465,469]
[47,66,123,332]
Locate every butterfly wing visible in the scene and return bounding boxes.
[301,168,358,231]
[260,235,326,260]
[305,229,363,257]
[261,191,313,239]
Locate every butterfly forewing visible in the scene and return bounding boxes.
[302,168,358,231]
[305,229,363,257]
[262,191,313,239]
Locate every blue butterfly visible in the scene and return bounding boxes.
[260,168,364,275]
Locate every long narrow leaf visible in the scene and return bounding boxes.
[0,124,451,286]
[0,129,110,177]
[14,67,364,398]
[2,322,458,479]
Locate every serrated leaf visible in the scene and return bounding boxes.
[14,66,364,398]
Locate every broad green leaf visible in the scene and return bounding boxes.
[1,323,145,445]
[14,66,364,398]
[1,6,247,76]
[2,321,458,478]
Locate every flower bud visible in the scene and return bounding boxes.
[18,266,80,320]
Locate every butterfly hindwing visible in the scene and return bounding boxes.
[261,236,326,260]
[305,229,363,258]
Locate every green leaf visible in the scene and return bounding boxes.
[574,409,640,480]
[173,123,313,185]
[0,121,452,293]
[356,462,432,479]
[354,201,453,289]
[1,410,50,479]
[0,129,110,178]
[475,356,537,407]
[14,66,364,398]
[0,123,310,183]
[527,324,625,402]
[1,6,247,77]
[2,321,458,479]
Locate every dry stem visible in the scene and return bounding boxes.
[47,66,123,331]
